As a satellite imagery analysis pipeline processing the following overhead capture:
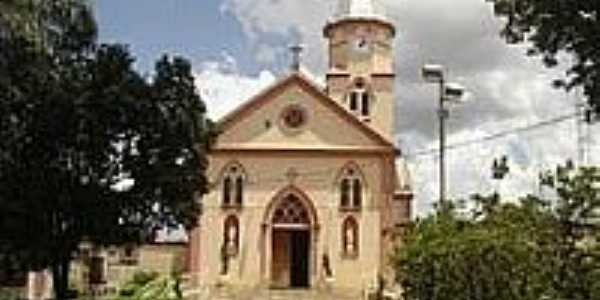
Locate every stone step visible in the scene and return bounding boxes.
[182,286,365,300]
[249,289,361,300]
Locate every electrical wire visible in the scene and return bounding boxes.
[406,113,578,159]
[212,113,582,185]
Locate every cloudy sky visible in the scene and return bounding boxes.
[95,0,598,214]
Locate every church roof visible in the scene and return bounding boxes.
[217,71,395,149]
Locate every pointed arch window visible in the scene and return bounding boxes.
[347,79,370,117]
[223,177,232,205]
[272,194,310,226]
[222,163,246,208]
[235,177,243,206]
[340,178,350,208]
[342,216,359,258]
[339,165,364,211]
[352,178,362,208]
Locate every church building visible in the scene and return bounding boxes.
[188,0,413,295]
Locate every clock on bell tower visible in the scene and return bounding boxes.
[323,0,396,140]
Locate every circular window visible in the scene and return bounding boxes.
[281,105,307,130]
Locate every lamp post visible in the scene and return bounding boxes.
[422,64,466,205]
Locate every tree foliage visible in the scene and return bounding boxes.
[395,164,600,300]
[485,0,600,113]
[0,2,215,299]
[114,271,183,300]
[0,0,97,52]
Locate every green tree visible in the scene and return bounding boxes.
[396,199,551,300]
[0,14,214,300]
[395,164,600,300]
[484,0,600,114]
[538,165,600,300]
[0,0,97,52]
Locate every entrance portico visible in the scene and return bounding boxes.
[261,187,319,289]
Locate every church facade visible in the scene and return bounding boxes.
[188,0,412,294]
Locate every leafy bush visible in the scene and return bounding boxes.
[396,165,600,300]
[111,271,182,300]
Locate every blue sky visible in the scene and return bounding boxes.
[92,0,598,213]
[94,0,259,74]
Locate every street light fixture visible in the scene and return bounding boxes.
[422,64,444,82]
[421,64,467,205]
[444,82,466,100]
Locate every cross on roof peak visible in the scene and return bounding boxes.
[289,44,304,72]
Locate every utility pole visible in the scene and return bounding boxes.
[438,77,447,204]
[422,65,467,205]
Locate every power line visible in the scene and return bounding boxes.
[224,113,580,184]
[407,113,578,158]
[208,114,581,185]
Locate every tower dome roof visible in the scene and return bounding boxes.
[335,0,386,19]
[325,0,394,36]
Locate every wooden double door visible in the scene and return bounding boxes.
[271,229,310,288]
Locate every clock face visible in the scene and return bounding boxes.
[352,37,371,54]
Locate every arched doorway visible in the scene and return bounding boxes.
[268,192,313,288]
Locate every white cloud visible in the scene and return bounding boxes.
[407,114,599,215]
[255,43,281,65]
[220,0,333,73]
[218,0,600,214]
[195,53,276,120]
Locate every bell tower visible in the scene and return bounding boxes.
[324,0,396,140]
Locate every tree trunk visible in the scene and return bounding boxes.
[51,257,71,300]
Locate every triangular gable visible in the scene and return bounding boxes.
[217,72,393,149]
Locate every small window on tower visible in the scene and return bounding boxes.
[349,92,358,111]
[361,93,370,116]
[347,79,371,117]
